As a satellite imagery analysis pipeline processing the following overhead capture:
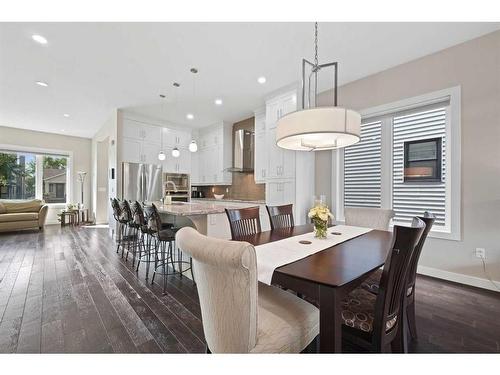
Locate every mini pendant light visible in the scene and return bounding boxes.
[158,95,167,161]
[276,22,361,151]
[188,140,198,153]
[172,147,180,158]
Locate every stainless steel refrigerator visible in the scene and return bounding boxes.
[121,162,163,202]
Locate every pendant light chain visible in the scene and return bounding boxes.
[314,22,319,68]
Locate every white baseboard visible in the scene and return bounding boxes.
[417,265,500,293]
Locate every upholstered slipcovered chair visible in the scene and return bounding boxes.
[344,207,394,231]
[176,227,319,353]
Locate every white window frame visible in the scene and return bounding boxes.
[0,143,73,208]
[332,86,461,241]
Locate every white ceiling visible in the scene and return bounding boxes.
[1,22,499,138]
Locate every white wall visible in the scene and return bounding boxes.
[91,110,118,226]
[0,125,92,224]
[316,30,500,290]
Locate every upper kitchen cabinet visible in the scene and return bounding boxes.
[254,110,267,184]
[265,90,297,129]
[122,118,162,145]
[121,119,163,164]
[164,148,191,174]
[163,128,192,149]
[195,122,232,185]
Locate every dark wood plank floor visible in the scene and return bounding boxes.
[0,225,499,353]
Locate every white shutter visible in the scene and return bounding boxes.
[344,121,382,208]
[392,107,447,227]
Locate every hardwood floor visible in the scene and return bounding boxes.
[0,225,499,353]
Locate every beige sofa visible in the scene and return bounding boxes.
[0,199,48,233]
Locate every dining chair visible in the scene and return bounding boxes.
[225,206,262,239]
[361,212,435,351]
[176,226,319,353]
[340,217,426,353]
[344,207,394,231]
[266,204,294,230]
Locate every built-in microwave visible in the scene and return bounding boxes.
[163,173,190,202]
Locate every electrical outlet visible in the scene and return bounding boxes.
[475,248,486,259]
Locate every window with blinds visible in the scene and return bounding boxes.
[344,120,382,208]
[392,106,447,228]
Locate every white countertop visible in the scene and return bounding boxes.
[154,201,241,216]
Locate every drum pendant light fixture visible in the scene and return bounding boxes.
[276,22,361,151]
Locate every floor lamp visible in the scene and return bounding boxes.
[77,171,87,208]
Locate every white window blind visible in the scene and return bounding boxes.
[392,106,447,228]
[344,120,382,208]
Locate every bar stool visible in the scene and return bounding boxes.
[145,204,194,293]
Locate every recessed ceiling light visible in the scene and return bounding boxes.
[32,34,48,45]
[63,114,70,118]
[186,113,194,120]
[257,76,266,84]
[35,81,48,87]
[215,99,223,106]
[60,129,65,132]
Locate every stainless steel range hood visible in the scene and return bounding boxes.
[226,128,254,173]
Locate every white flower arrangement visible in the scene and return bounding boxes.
[308,205,334,222]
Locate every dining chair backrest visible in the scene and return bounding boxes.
[110,198,121,222]
[266,204,294,230]
[407,212,435,295]
[176,226,258,353]
[225,207,262,239]
[344,207,394,231]
[373,217,425,347]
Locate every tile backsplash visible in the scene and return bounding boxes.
[193,173,265,201]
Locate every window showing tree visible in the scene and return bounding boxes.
[0,152,36,199]
[0,150,69,203]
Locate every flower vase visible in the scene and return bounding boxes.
[313,219,328,239]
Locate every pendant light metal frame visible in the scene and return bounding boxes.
[276,23,361,152]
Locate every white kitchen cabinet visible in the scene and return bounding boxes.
[163,148,191,174]
[266,128,296,180]
[122,119,162,145]
[266,180,295,207]
[254,111,267,184]
[194,122,232,185]
[122,138,142,163]
[265,90,297,129]
[164,128,191,149]
[141,141,162,164]
[121,137,161,164]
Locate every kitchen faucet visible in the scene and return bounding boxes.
[166,181,178,193]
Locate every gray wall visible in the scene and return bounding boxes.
[316,30,500,288]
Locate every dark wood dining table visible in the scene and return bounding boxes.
[234,224,394,353]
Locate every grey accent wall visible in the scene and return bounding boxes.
[316,30,500,287]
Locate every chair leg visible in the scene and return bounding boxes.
[407,297,418,340]
[205,345,211,354]
[151,238,159,285]
[190,257,195,284]
[116,223,122,253]
[162,241,167,294]
[144,235,151,280]
[177,246,183,278]
[135,232,143,272]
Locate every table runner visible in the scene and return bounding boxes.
[255,225,372,285]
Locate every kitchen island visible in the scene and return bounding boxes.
[154,201,239,235]
[154,200,271,238]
